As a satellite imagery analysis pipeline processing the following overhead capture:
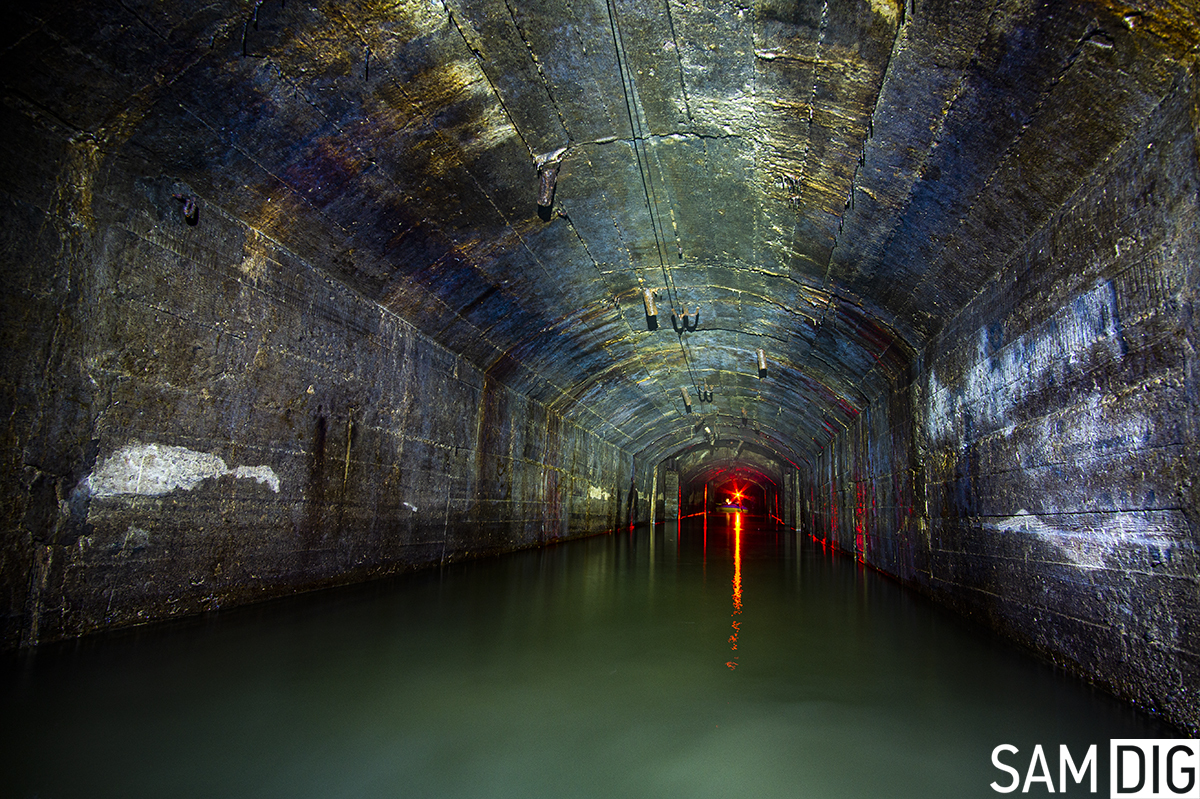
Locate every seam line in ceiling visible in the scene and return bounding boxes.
[605,0,704,407]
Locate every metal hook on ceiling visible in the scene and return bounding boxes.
[672,305,700,334]
[172,194,198,226]
[535,147,568,212]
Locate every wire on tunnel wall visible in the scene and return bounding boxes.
[604,0,705,409]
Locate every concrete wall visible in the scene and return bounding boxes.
[803,70,1200,733]
[0,122,630,650]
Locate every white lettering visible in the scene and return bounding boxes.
[1023,744,1055,793]
[1059,744,1096,793]
[992,744,1020,793]
[1167,745,1197,796]
[1110,739,1200,799]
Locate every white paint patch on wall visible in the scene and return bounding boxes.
[588,485,611,501]
[924,281,1162,560]
[230,465,280,491]
[926,281,1124,447]
[983,510,1113,570]
[981,510,1185,571]
[1021,392,1153,469]
[85,442,280,497]
[122,526,150,550]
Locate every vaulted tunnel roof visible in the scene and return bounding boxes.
[675,439,787,493]
[6,0,1197,469]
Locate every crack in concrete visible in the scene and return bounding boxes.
[694,324,792,346]
[266,16,613,427]
[555,207,605,279]
[277,8,645,446]
[549,218,681,418]
[503,0,573,142]
[442,1,535,159]
[114,0,170,43]
[827,1,1000,352]
[824,0,907,287]
[571,131,743,154]
[662,0,694,124]
[177,102,358,241]
[889,10,1126,332]
[599,0,704,404]
[572,207,705,430]
[168,105,628,444]
[787,0,830,214]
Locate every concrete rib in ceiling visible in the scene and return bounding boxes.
[9,0,1198,469]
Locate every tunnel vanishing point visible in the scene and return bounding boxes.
[1,0,1198,733]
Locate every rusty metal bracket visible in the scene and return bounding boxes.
[672,306,700,333]
[172,194,198,226]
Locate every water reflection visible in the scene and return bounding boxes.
[727,512,742,670]
[0,516,1178,799]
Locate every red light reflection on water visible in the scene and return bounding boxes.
[726,513,743,670]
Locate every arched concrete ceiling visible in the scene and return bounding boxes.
[675,439,786,492]
[5,0,1197,468]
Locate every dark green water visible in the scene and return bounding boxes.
[1,518,1173,798]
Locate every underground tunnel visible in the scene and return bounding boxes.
[1,0,1198,793]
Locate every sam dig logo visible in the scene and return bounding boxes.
[990,740,1199,797]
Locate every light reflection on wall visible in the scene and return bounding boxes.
[726,513,742,670]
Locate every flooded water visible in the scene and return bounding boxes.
[1,517,1174,798]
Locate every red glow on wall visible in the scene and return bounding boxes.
[855,481,867,562]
